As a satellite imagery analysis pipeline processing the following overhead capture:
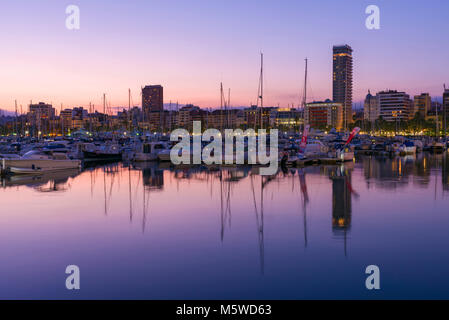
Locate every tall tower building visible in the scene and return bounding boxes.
[333,45,353,129]
[142,85,163,114]
[443,86,449,137]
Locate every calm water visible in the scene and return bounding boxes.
[1,153,449,299]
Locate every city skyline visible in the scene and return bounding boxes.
[1,0,448,111]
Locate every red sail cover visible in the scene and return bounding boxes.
[344,127,361,146]
[299,125,310,153]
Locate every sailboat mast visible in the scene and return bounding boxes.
[14,100,18,135]
[260,52,264,129]
[228,88,231,128]
[302,58,308,131]
[128,88,131,132]
[220,82,224,131]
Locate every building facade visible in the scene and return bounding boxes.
[332,45,353,128]
[305,100,344,130]
[28,102,55,120]
[142,85,163,115]
[363,90,379,122]
[377,90,412,122]
[271,108,301,128]
[413,93,431,118]
[443,87,449,122]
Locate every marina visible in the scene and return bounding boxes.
[1,0,448,304]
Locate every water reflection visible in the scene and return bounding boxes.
[1,153,449,298]
[2,153,449,240]
[330,166,354,256]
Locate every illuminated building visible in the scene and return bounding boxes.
[305,100,343,130]
[333,44,353,128]
[142,85,163,114]
[364,90,379,122]
[413,93,431,118]
[377,90,412,121]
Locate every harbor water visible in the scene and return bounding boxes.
[1,153,449,299]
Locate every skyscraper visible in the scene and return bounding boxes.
[443,86,449,137]
[332,45,353,129]
[142,85,163,114]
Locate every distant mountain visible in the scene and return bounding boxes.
[0,109,15,116]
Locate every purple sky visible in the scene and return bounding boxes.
[0,0,448,112]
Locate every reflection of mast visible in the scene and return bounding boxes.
[250,174,264,274]
[103,168,107,215]
[129,166,133,222]
[219,170,233,242]
[298,169,309,248]
[220,170,224,241]
[142,181,147,233]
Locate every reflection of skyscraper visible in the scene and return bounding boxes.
[443,154,449,191]
[333,45,353,128]
[330,166,353,255]
[331,173,352,232]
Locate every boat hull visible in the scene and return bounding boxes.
[3,159,81,173]
[83,151,121,160]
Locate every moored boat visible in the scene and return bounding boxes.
[2,150,81,174]
[134,142,169,162]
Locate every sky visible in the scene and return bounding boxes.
[0,0,448,112]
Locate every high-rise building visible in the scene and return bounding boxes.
[333,45,353,128]
[377,90,412,121]
[363,90,379,122]
[142,85,163,114]
[443,86,449,136]
[413,93,431,118]
[305,100,344,130]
